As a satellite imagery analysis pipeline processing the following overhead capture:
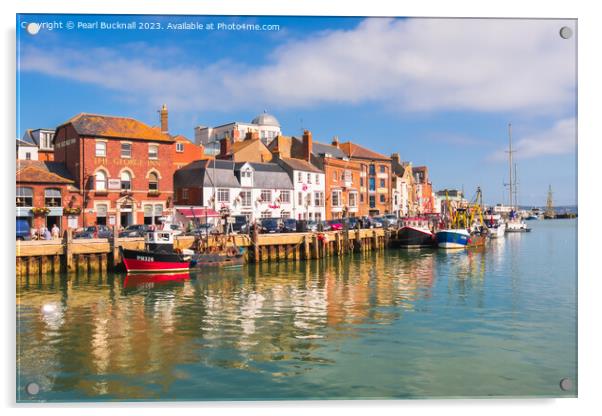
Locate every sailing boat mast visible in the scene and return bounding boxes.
[506,123,515,209]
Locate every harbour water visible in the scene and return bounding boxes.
[17,219,577,401]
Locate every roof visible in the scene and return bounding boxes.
[16,161,74,184]
[277,157,323,174]
[174,160,293,189]
[251,111,280,127]
[60,113,173,142]
[339,142,391,161]
[16,138,37,148]
[310,140,347,159]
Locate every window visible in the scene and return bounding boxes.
[121,143,132,158]
[307,173,311,183]
[332,190,342,207]
[40,133,53,150]
[148,144,159,159]
[261,190,272,203]
[44,189,61,207]
[369,195,376,208]
[176,142,184,152]
[333,171,337,181]
[369,177,376,191]
[281,211,290,219]
[148,172,159,191]
[343,170,352,183]
[315,174,320,184]
[16,187,33,207]
[349,192,358,207]
[380,179,385,188]
[261,210,271,219]
[380,194,386,203]
[297,172,302,182]
[314,191,324,207]
[315,213,322,222]
[182,188,189,200]
[279,190,291,203]
[217,188,230,202]
[95,141,106,157]
[143,204,153,225]
[95,170,107,191]
[369,164,376,175]
[120,171,132,191]
[360,177,364,187]
[240,191,252,207]
[96,204,108,226]
[25,152,31,160]
[298,192,303,206]
[380,165,386,173]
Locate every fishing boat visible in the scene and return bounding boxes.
[436,228,471,249]
[120,229,193,273]
[394,217,436,248]
[484,212,506,238]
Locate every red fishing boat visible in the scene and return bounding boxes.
[120,230,193,273]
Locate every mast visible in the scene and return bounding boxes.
[506,123,515,209]
[514,163,519,209]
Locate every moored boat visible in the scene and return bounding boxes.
[394,217,435,248]
[436,229,471,249]
[120,229,193,273]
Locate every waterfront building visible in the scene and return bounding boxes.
[391,153,415,217]
[269,132,363,220]
[412,166,436,214]
[273,155,326,221]
[217,131,274,163]
[195,111,282,155]
[174,159,294,222]
[53,110,176,228]
[16,138,38,161]
[435,189,465,213]
[16,160,82,232]
[173,134,207,170]
[21,128,55,161]
[338,140,392,217]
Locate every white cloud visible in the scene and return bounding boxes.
[490,117,576,160]
[20,18,576,116]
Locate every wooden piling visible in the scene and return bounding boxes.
[27,257,39,278]
[100,254,108,275]
[64,229,74,272]
[311,235,319,259]
[52,255,61,274]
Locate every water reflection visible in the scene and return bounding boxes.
[16,222,577,401]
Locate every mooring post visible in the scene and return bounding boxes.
[64,229,74,272]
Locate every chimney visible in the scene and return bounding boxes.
[332,136,339,148]
[232,128,241,141]
[391,152,400,165]
[244,131,260,141]
[220,137,231,157]
[160,104,168,133]
[302,129,313,162]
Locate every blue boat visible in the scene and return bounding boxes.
[436,229,470,249]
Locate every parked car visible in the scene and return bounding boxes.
[75,225,113,239]
[345,216,361,230]
[260,218,282,233]
[380,214,399,227]
[327,219,343,231]
[306,220,318,232]
[231,215,249,234]
[282,218,297,233]
[118,224,151,238]
[186,223,217,237]
[16,218,31,240]
[370,217,384,228]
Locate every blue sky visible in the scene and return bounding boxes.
[17,14,577,206]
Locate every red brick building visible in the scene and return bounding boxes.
[412,166,436,214]
[53,111,176,228]
[338,141,393,216]
[173,134,207,170]
[16,160,82,232]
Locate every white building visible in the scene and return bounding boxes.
[275,157,326,222]
[174,159,294,222]
[16,138,38,160]
[195,111,282,155]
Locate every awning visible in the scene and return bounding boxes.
[176,207,220,218]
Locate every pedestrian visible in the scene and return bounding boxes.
[30,226,37,240]
[51,224,60,240]
[43,227,51,240]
